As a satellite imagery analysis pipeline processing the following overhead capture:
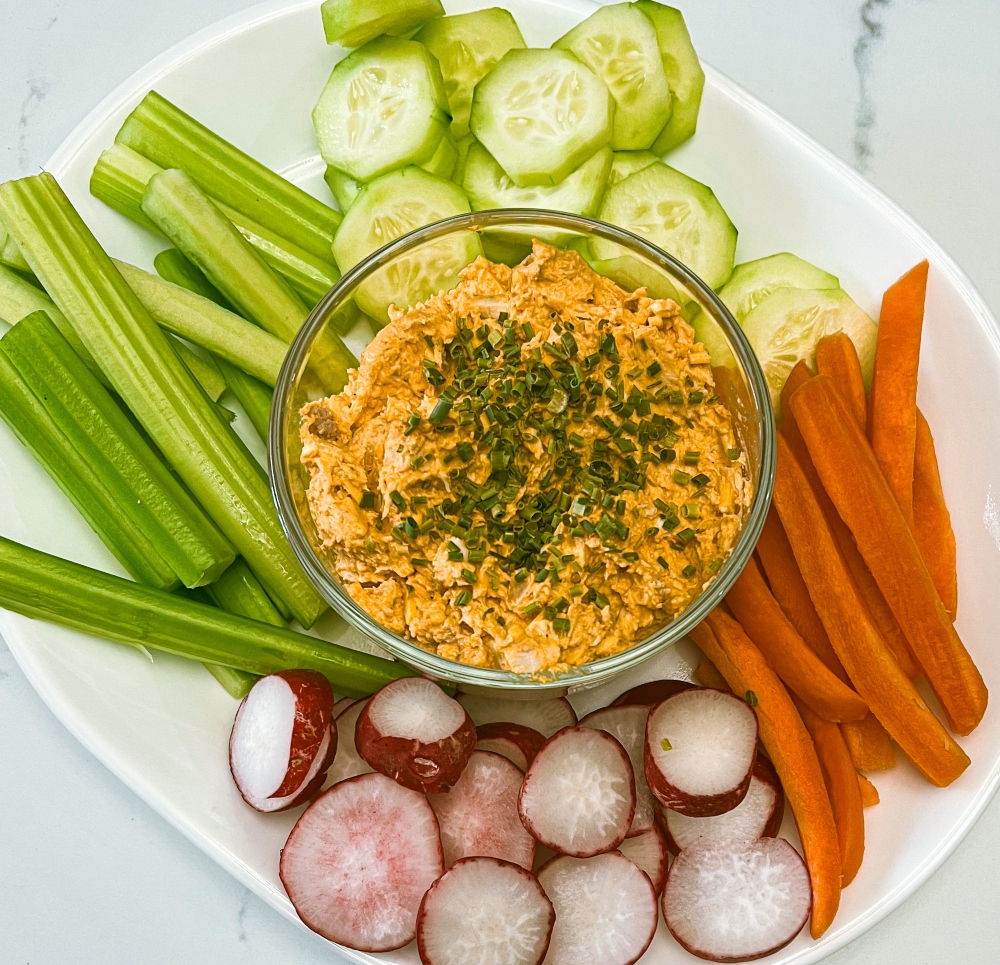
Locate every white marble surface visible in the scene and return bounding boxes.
[2,1,1000,962]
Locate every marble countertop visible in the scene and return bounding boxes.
[2,1,999,962]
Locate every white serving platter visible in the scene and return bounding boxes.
[2,1,999,962]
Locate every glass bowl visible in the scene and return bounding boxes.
[270,210,775,695]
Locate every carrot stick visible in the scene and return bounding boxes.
[727,557,868,722]
[779,359,813,426]
[841,715,895,772]
[773,432,970,785]
[913,407,958,620]
[857,773,880,808]
[696,655,730,691]
[866,261,929,525]
[691,614,842,939]
[816,332,867,431]
[796,697,865,887]
[792,377,987,736]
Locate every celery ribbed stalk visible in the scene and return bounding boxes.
[0,172,326,627]
[171,336,228,402]
[1,226,33,274]
[154,248,234,308]
[215,356,273,444]
[208,557,286,627]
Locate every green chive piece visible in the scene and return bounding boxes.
[677,528,696,544]
[389,490,406,511]
[683,450,700,466]
[728,447,741,460]
[673,470,691,486]
[410,557,430,567]
[359,491,377,510]
[454,590,472,606]
[688,391,704,404]
[681,564,697,578]
[660,738,673,751]
[709,557,724,573]
[656,556,670,570]
[745,690,759,707]
[524,602,542,618]
[429,397,453,424]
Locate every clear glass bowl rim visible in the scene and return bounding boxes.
[269,208,775,692]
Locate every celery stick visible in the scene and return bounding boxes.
[3,310,236,587]
[215,356,273,444]
[154,248,233,308]
[115,91,341,259]
[89,145,161,232]
[115,260,287,386]
[171,336,227,402]
[0,173,326,627]
[206,662,258,699]
[0,534,418,698]
[208,557,285,627]
[1,228,34,274]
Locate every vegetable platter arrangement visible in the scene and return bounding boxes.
[0,0,991,963]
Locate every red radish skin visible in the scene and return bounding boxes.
[618,825,670,895]
[279,772,444,952]
[518,727,635,858]
[537,852,658,965]
[612,679,696,707]
[458,693,577,737]
[476,721,547,770]
[229,671,336,812]
[236,725,336,812]
[429,751,536,870]
[645,688,758,817]
[475,735,528,771]
[660,756,785,855]
[323,698,373,787]
[357,677,476,793]
[663,838,811,962]
[580,705,656,836]
[416,857,554,965]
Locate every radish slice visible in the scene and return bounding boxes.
[580,705,655,836]
[518,727,635,857]
[611,679,696,707]
[333,696,356,718]
[324,698,373,786]
[475,721,547,771]
[661,756,785,854]
[229,671,336,812]
[416,857,554,965]
[645,688,758,817]
[357,677,477,793]
[537,852,658,965]
[458,693,577,737]
[662,838,810,962]
[618,825,670,895]
[279,772,444,952]
[429,751,536,870]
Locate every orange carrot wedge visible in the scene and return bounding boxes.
[816,332,867,430]
[696,655,730,691]
[727,557,868,722]
[692,613,842,939]
[857,773,880,808]
[867,261,929,525]
[779,359,813,425]
[841,715,895,772]
[913,407,958,620]
[773,432,970,785]
[792,377,987,736]
[796,698,866,887]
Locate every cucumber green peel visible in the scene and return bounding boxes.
[321,0,444,49]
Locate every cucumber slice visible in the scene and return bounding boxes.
[741,287,878,411]
[420,134,459,180]
[608,150,659,187]
[312,37,449,182]
[588,255,687,307]
[470,48,614,188]
[718,253,840,323]
[332,167,482,323]
[324,166,362,213]
[415,9,526,139]
[451,133,477,187]
[321,0,444,48]
[553,3,672,151]
[634,2,705,154]
[594,161,737,289]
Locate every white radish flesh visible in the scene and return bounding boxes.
[458,693,577,737]
[645,688,758,817]
[333,696,356,718]
[417,857,554,965]
[476,735,528,771]
[537,852,658,965]
[662,838,811,962]
[518,727,635,857]
[324,698,373,787]
[430,750,536,870]
[618,825,669,895]
[279,772,444,952]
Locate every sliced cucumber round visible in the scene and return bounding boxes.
[470,48,614,188]
[312,37,449,182]
[419,134,459,181]
[321,0,444,49]
[741,287,878,411]
[718,253,840,323]
[553,3,672,151]
[634,2,705,154]
[332,167,482,323]
[415,8,526,139]
[594,161,737,289]
[608,150,660,187]
[451,132,477,187]
[588,255,687,307]
[324,166,362,213]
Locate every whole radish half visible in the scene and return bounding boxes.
[475,721,547,771]
[429,750,536,870]
[356,677,476,793]
[661,755,785,854]
[229,671,336,812]
[580,705,656,836]
[416,857,554,965]
[458,693,577,737]
[518,727,635,857]
[537,852,658,965]
[279,772,444,952]
[618,824,670,895]
[662,838,810,962]
[645,688,758,817]
[612,678,696,707]
[324,698,373,787]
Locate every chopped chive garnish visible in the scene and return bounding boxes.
[359,491,377,510]
[593,591,610,609]
[709,558,724,573]
[681,564,697,578]
[454,590,472,606]
[680,503,700,519]
[657,556,670,570]
[677,528,696,544]
[389,490,406,511]
[429,397,453,424]
[622,551,640,562]
[646,361,662,377]
[745,690,758,707]
[691,473,710,487]
[683,450,700,466]
[552,617,571,634]
[727,447,741,460]
[460,568,478,583]
[673,470,691,486]
[524,602,542,618]
[688,391,704,404]
[411,557,430,567]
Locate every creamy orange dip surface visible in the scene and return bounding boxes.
[300,242,750,675]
